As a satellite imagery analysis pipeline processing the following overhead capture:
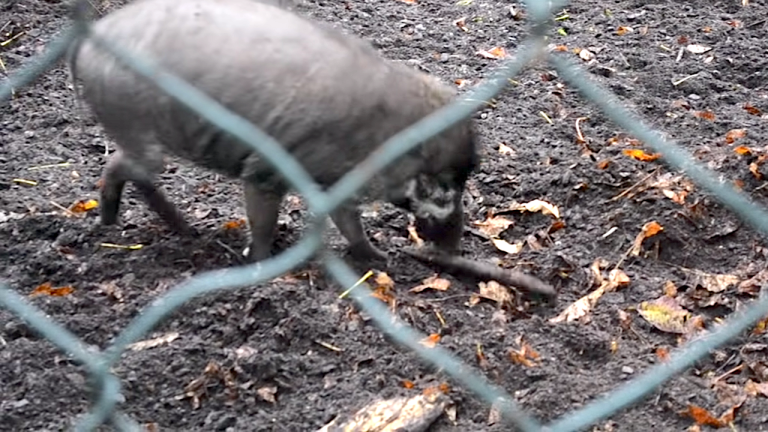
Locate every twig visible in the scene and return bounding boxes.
[403,248,557,300]
[611,168,660,201]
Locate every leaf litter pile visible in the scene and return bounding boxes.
[2,0,768,431]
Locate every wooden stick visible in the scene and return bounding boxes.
[403,248,557,300]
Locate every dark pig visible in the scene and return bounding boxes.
[68,0,479,263]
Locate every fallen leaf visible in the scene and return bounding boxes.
[656,346,671,362]
[686,44,712,54]
[128,332,180,351]
[222,218,247,230]
[454,17,469,32]
[630,221,664,256]
[407,224,425,247]
[508,337,541,367]
[745,380,768,398]
[410,275,451,293]
[597,159,611,169]
[477,47,506,59]
[550,268,630,324]
[725,129,747,144]
[473,215,514,237]
[257,386,278,403]
[402,380,415,389]
[420,333,440,348]
[317,392,450,432]
[734,145,752,155]
[69,199,99,213]
[693,110,716,121]
[552,44,568,52]
[490,238,524,255]
[475,280,512,306]
[498,142,514,155]
[623,149,661,162]
[29,282,74,297]
[637,295,692,334]
[744,103,762,116]
[454,78,470,88]
[663,280,678,297]
[616,26,633,35]
[508,199,560,219]
[578,48,595,61]
[679,268,740,293]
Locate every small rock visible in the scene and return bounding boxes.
[621,366,634,374]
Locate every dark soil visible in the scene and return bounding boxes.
[2,0,768,430]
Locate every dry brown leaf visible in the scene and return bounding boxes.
[744,103,762,116]
[475,280,512,306]
[410,274,451,293]
[508,199,560,219]
[616,26,633,35]
[498,142,514,155]
[316,391,450,432]
[257,386,277,403]
[734,145,752,156]
[127,332,180,351]
[663,280,678,297]
[550,268,629,324]
[508,337,541,367]
[402,380,415,389]
[490,238,524,255]
[623,149,661,162]
[693,110,716,121]
[454,17,469,32]
[745,380,768,398]
[725,129,747,144]
[679,268,740,293]
[473,215,514,237]
[597,159,611,169]
[407,224,425,247]
[630,221,664,256]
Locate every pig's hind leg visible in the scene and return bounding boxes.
[100,145,191,234]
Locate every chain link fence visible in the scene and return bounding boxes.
[2,0,768,430]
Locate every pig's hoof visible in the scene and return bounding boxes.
[244,244,272,263]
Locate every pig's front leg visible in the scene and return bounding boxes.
[330,200,388,263]
[243,182,285,262]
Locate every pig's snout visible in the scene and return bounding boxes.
[413,196,464,252]
[400,174,466,252]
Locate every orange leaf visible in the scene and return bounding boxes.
[420,333,440,348]
[477,47,506,59]
[597,159,611,169]
[682,405,725,427]
[222,219,246,230]
[725,129,747,144]
[693,110,716,121]
[552,45,568,52]
[402,380,415,389]
[70,199,99,213]
[734,145,752,155]
[655,346,670,362]
[438,383,451,394]
[616,26,632,35]
[30,282,74,297]
[623,149,661,162]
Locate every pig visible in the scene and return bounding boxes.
[67,0,479,263]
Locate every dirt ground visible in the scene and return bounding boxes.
[2,0,768,430]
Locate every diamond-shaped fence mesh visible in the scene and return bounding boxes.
[2,0,768,430]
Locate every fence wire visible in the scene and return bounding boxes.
[1,0,767,430]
